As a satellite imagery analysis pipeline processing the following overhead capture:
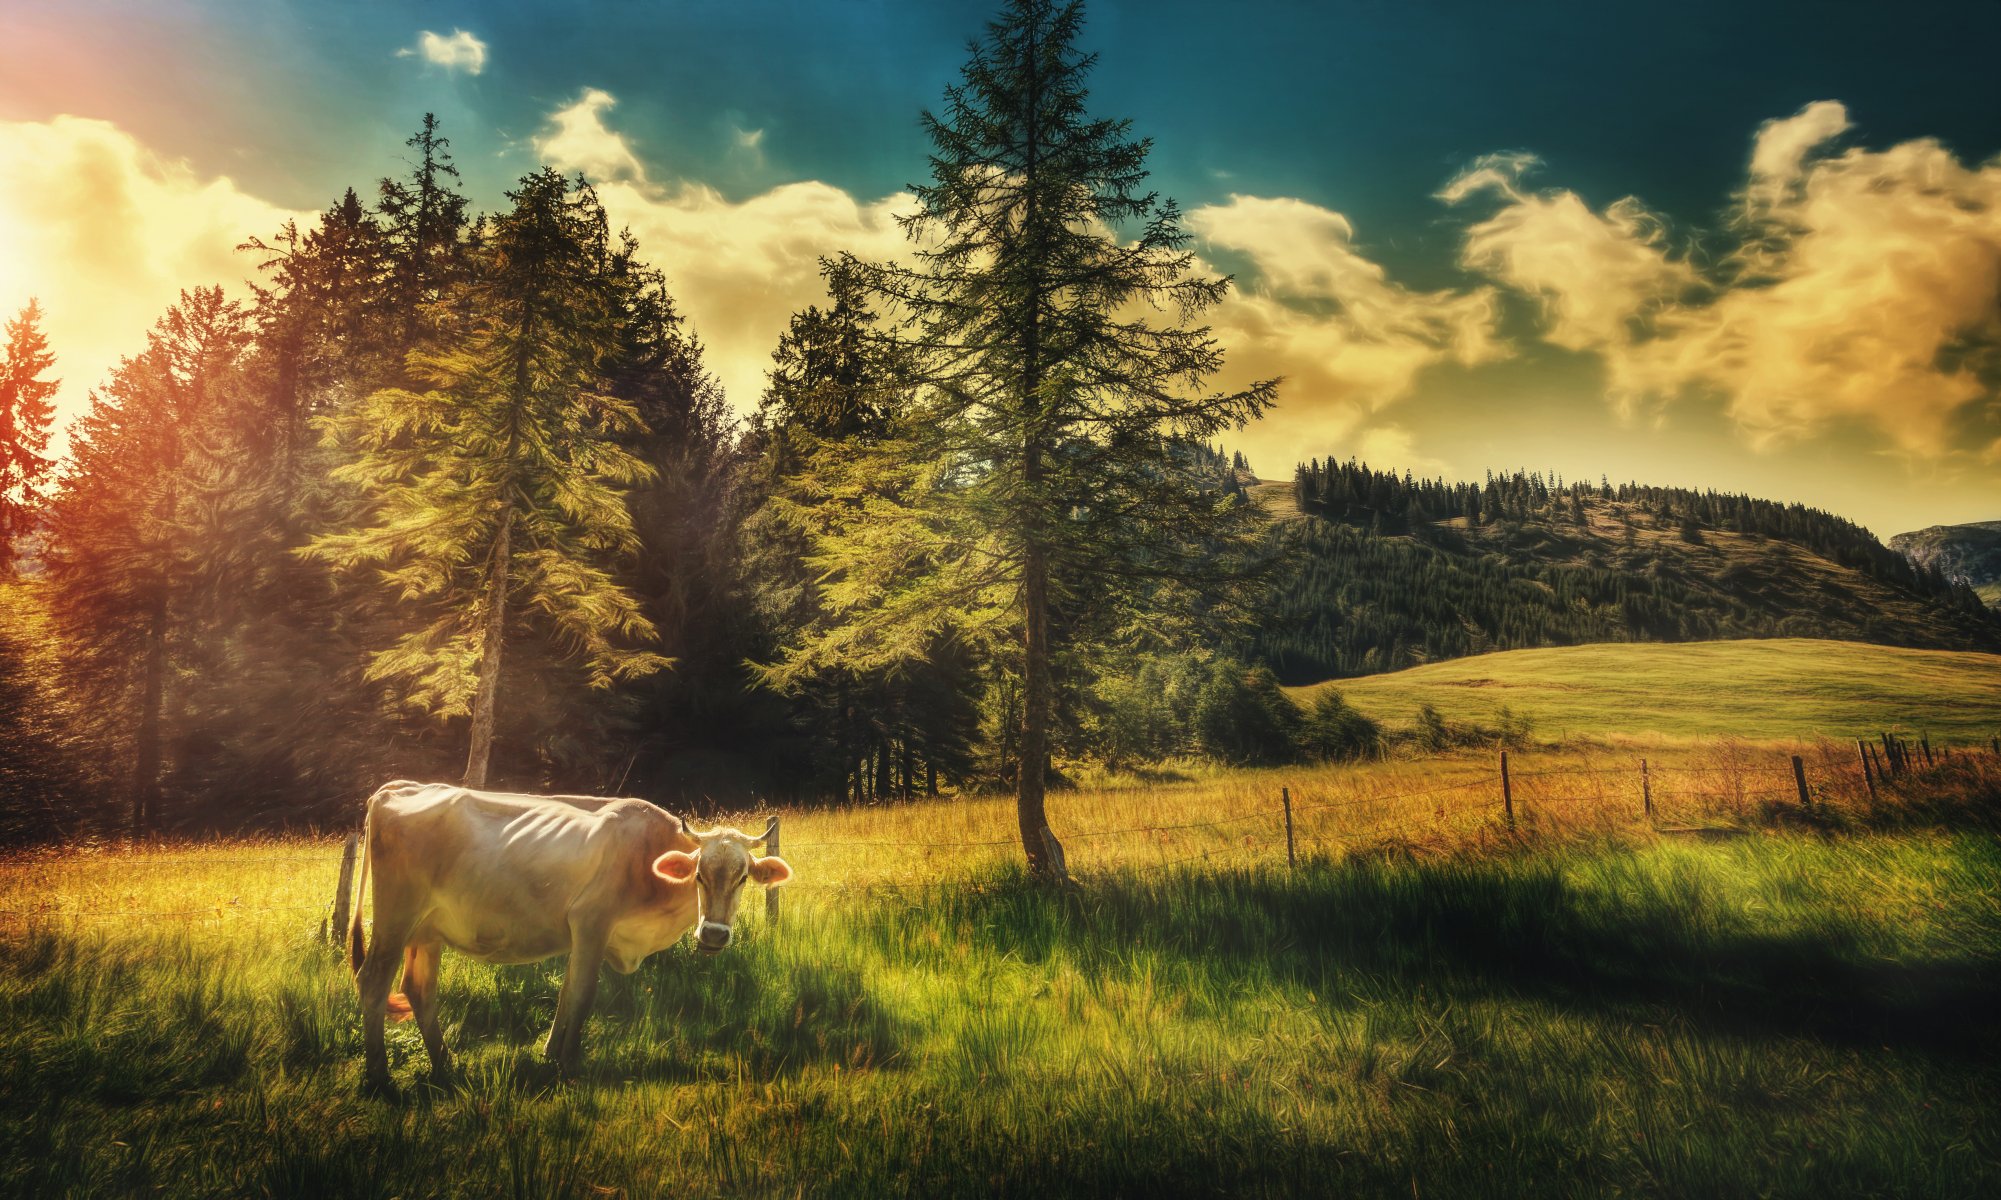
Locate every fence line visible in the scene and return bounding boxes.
[7,737,1993,920]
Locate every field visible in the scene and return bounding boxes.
[4,745,1999,1199]
[1288,638,2001,743]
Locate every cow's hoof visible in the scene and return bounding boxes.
[361,1075,400,1102]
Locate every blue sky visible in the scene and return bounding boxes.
[5,0,2001,534]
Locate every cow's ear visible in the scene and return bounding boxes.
[749,855,792,889]
[653,850,698,883]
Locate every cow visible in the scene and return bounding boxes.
[347,780,793,1092]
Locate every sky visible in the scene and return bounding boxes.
[3,0,2000,537]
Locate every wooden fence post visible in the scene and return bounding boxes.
[1641,758,1652,821]
[1921,735,1934,768]
[1991,735,1998,756]
[1281,787,1296,871]
[1857,740,1877,804]
[765,814,781,927]
[328,834,358,947]
[1500,750,1514,829]
[1791,755,1810,811]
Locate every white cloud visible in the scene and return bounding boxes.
[1445,102,2001,456]
[0,115,308,435]
[1187,194,1505,475]
[401,29,488,75]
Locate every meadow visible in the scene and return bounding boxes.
[1289,638,2001,743]
[3,740,1999,1198]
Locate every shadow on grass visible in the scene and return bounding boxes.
[911,846,2001,1059]
[446,940,905,1086]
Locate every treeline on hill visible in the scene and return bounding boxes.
[1248,459,2001,681]
[0,3,1319,844]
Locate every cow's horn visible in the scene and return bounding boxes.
[753,814,777,843]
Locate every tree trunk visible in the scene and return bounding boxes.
[1017,541,1053,874]
[131,596,168,835]
[463,510,513,788]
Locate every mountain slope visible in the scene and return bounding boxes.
[1286,639,2001,742]
[1249,468,2001,682]
[1891,520,2001,610]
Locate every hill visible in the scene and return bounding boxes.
[1288,638,2001,742]
[1891,520,2001,610]
[1247,463,2001,681]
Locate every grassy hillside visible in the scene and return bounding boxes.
[1290,638,2001,743]
[3,756,1998,1198]
[1249,470,2001,682]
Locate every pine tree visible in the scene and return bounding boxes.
[42,288,251,831]
[0,300,60,573]
[308,169,668,788]
[377,114,471,351]
[772,0,1276,872]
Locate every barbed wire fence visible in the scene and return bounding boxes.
[2,731,1994,928]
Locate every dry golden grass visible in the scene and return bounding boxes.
[9,739,1978,928]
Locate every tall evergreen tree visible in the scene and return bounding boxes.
[42,288,251,831]
[770,0,1275,872]
[308,169,668,788]
[0,300,59,574]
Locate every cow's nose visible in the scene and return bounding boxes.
[697,923,732,952]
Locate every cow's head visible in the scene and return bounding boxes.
[652,815,792,954]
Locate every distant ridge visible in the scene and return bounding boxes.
[1890,520,2001,611]
[1248,462,2001,682]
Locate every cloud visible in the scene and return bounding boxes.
[534,89,645,182]
[400,29,488,75]
[1442,154,1695,359]
[1186,194,1505,474]
[1747,99,1850,192]
[0,115,308,434]
[532,89,913,412]
[1445,102,2001,456]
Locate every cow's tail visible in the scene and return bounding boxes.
[350,787,413,1021]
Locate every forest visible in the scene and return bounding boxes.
[0,3,1288,846]
[2,4,1993,849]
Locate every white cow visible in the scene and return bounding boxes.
[347,780,792,1091]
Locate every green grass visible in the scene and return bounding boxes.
[4,823,2000,1197]
[1290,638,2001,743]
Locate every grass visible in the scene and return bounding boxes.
[1288,637,2001,743]
[3,749,1999,1198]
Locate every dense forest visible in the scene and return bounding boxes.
[1249,460,2000,681]
[0,2,1304,851]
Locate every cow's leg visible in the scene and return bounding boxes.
[544,922,609,1076]
[402,939,451,1085]
[356,910,417,1093]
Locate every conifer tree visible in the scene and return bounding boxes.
[771,0,1276,872]
[42,288,251,831]
[377,114,471,350]
[308,169,668,788]
[0,300,59,573]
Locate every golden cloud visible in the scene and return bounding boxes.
[0,115,308,431]
[1447,102,2001,455]
[1186,194,1504,475]
[533,89,915,414]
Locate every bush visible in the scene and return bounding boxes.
[1298,689,1381,761]
[1194,660,1302,765]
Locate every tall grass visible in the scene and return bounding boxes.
[3,747,1998,1198]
